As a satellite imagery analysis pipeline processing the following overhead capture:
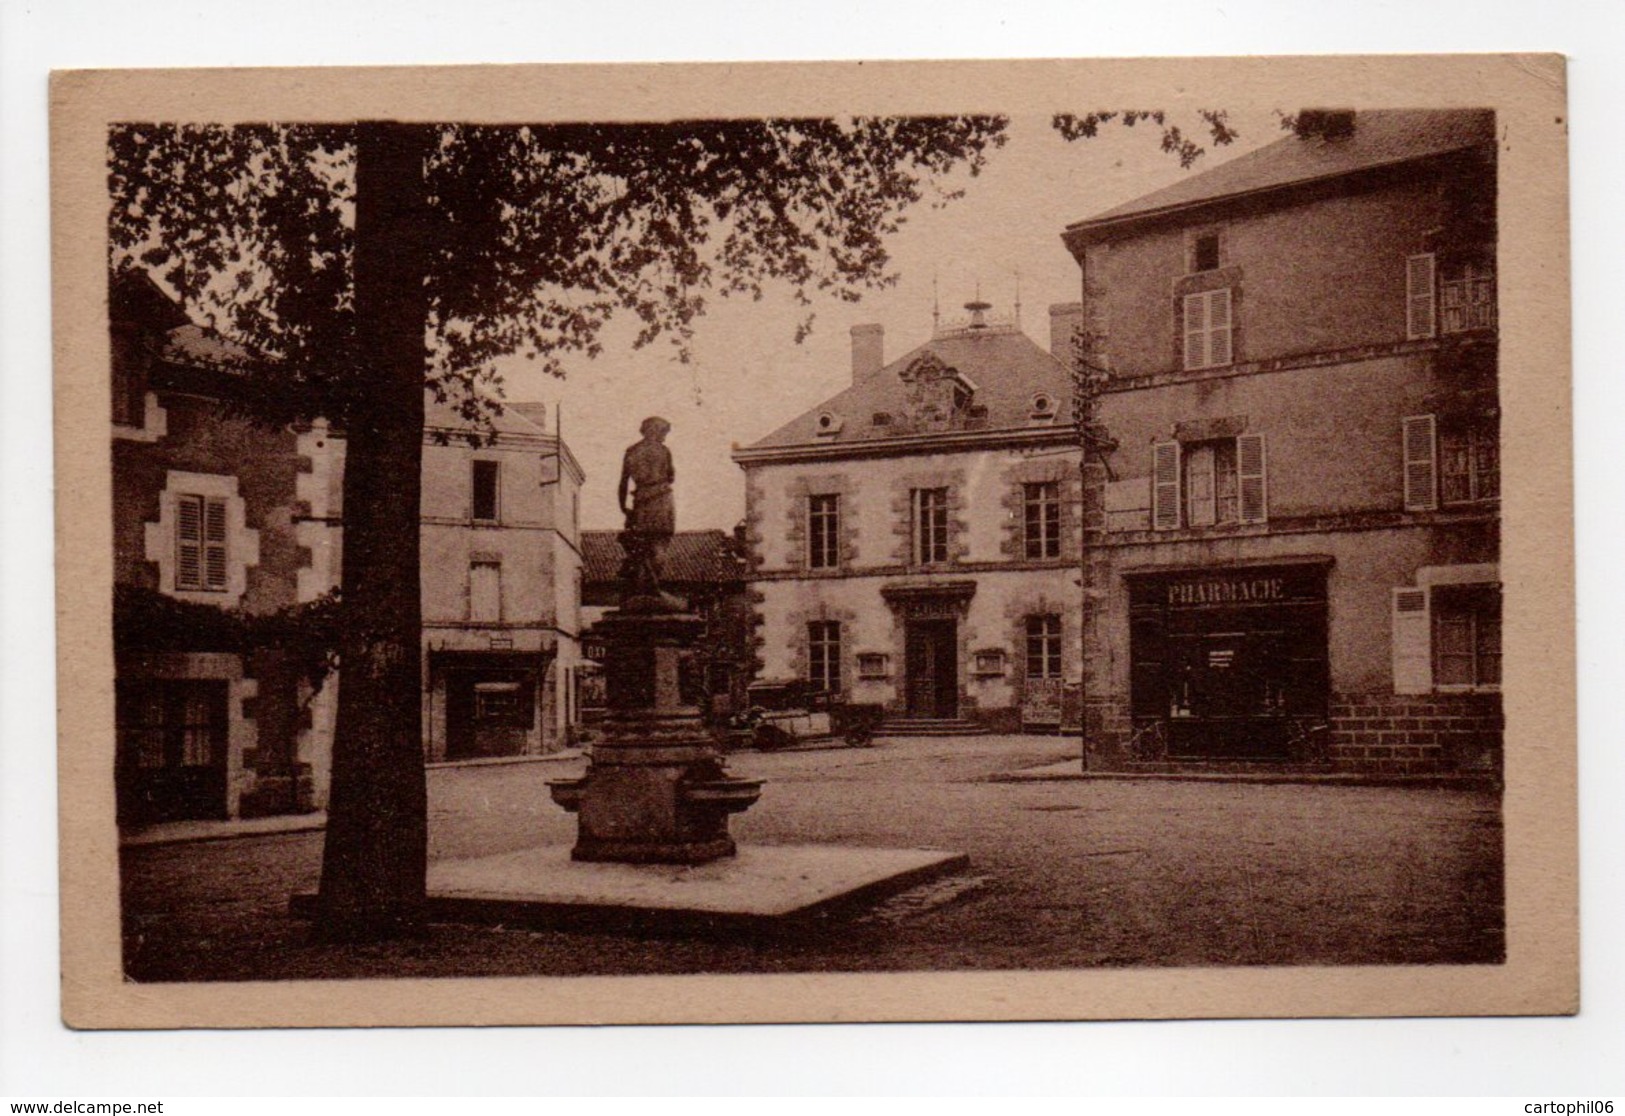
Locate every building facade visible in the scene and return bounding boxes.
[421,402,585,760]
[1063,109,1501,773]
[111,268,336,823]
[733,303,1086,733]
[308,401,587,762]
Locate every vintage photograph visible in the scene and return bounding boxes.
[51,57,1575,1027]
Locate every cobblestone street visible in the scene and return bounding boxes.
[121,735,1504,982]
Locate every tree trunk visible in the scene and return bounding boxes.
[313,122,432,941]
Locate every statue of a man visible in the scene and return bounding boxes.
[617,416,675,600]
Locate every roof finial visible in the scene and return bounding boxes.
[1014,269,1023,329]
[932,270,941,332]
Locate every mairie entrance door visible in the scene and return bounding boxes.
[904,619,958,718]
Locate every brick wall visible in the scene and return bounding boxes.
[1329,691,1502,775]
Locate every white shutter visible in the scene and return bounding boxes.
[1182,293,1207,370]
[1402,414,1438,511]
[1407,254,1436,339]
[176,494,203,590]
[1151,441,1181,531]
[1392,587,1433,694]
[203,498,229,590]
[1237,433,1268,523]
[1207,289,1232,366]
[1184,290,1233,370]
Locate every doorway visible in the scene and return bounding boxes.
[904,619,959,718]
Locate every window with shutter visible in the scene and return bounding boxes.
[1402,415,1438,511]
[1237,433,1267,523]
[1151,441,1181,530]
[1407,254,1437,339]
[1391,587,1433,694]
[1182,289,1233,370]
[1431,584,1502,690]
[1184,444,1216,527]
[176,495,203,590]
[203,499,228,590]
[175,494,229,592]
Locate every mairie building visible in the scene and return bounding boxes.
[732,301,1087,734]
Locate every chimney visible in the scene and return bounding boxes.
[1049,302,1084,363]
[851,323,884,382]
[1295,108,1356,141]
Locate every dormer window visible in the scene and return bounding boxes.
[814,411,843,437]
[1030,393,1056,421]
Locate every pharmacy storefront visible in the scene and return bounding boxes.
[1126,561,1330,761]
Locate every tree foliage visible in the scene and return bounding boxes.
[1052,109,1239,168]
[110,116,1010,430]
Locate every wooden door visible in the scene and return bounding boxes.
[904,619,958,718]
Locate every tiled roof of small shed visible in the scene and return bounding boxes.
[743,326,1072,450]
[1068,109,1495,233]
[581,529,742,586]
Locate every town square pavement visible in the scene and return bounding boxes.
[120,735,1504,982]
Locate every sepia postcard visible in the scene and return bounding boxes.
[51,54,1575,1029]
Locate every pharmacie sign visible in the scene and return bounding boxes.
[1153,564,1328,609]
[1167,576,1285,607]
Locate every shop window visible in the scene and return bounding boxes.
[1025,614,1063,681]
[1408,253,1497,339]
[1152,435,1267,530]
[175,493,229,593]
[1182,288,1232,370]
[911,487,950,564]
[472,459,500,521]
[470,560,502,623]
[117,681,225,770]
[808,493,840,569]
[807,621,841,694]
[1023,481,1061,559]
[1402,414,1499,510]
[474,681,525,721]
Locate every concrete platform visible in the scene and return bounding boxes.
[418,843,970,934]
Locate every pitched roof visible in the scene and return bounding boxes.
[581,529,743,586]
[742,325,1073,451]
[1067,109,1495,237]
[424,395,550,441]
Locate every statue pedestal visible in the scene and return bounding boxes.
[549,606,761,864]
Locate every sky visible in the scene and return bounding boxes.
[497,111,1284,532]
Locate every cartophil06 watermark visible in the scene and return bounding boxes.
[1525,1104,1614,1114]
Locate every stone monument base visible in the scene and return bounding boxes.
[417,843,970,933]
[549,607,760,864]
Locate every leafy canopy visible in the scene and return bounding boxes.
[109,117,1010,429]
